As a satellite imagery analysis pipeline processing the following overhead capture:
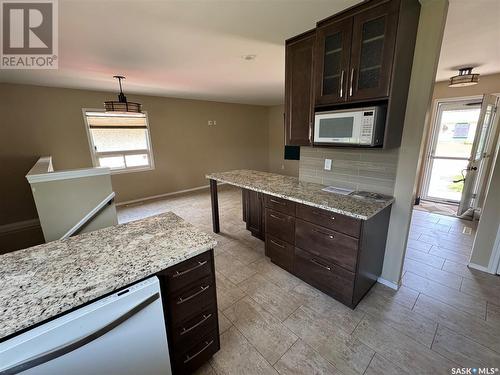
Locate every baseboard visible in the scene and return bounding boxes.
[116,183,227,207]
[468,262,492,274]
[0,218,40,235]
[377,277,399,290]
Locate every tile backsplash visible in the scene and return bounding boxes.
[299,147,399,195]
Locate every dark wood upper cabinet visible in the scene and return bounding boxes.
[285,30,316,146]
[314,17,352,106]
[349,1,398,101]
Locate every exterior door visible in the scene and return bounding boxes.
[458,94,499,216]
[421,99,482,203]
[314,18,352,106]
[285,30,316,146]
[348,1,398,101]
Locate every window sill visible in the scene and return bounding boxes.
[108,166,155,175]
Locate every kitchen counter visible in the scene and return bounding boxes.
[206,170,393,220]
[0,212,217,341]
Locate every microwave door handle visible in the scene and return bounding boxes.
[1,293,160,375]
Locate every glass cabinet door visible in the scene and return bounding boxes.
[349,2,398,101]
[314,18,352,106]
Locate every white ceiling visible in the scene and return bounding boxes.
[1,0,499,105]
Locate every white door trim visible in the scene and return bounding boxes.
[487,225,500,274]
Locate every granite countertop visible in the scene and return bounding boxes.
[0,212,217,341]
[206,170,394,220]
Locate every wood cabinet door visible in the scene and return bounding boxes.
[246,190,264,240]
[314,17,353,106]
[285,30,315,146]
[348,0,398,101]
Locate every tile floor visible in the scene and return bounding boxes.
[118,186,500,374]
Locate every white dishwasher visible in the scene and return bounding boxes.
[0,276,172,375]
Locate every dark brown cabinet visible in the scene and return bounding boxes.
[285,30,316,146]
[285,0,420,149]
[242,189,265,240]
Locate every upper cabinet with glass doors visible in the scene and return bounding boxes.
[315,0,398,105]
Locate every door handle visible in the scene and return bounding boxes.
[310,258,331,271]
[269,198,286,206]
[349,68,355,96]
[270,213,284,221]
[312,229,335,239]
[184,340,214,364]
[177,285,210,305]
[339,70,345,98]
[1,293,160,375]
[180,313,212,336]
[172,261,207,278]
[270,239,285,249]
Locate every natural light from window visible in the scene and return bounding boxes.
[83,110,154,172]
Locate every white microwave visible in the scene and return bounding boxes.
[313,106,386,147]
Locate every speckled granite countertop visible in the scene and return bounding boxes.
[0,212,217,341]
[206,170,393,220]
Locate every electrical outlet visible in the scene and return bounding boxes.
[324,159,332,171]
[208,120,213,126]
[213,120,217,125]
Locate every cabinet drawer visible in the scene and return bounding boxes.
[169,276,214,322]
[173,329,219,375]
[264,195,296,215]
[295,219,358,272]
[294,247,355,306]
[171,304,217,348]
[265,209,295,243]
[296,204,361,238]
[266,235,294,273]
[164,251,212,292]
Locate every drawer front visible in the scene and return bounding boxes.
[296,204,362,238]
[173,329,219,375]
[171,304,217,347]
[264,195,296,215]
[164,251,212,292]
[266,235,294,272]
[265,209,295,243]
[295,219,358,271]
[169,276,214,322]
[294,247,355,306]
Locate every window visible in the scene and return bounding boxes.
[83,110,155,173]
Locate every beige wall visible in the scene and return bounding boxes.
[267,105,299,176]
[0,83,269,227]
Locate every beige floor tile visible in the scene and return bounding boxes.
[432,325,500,368]
[356,290,437,347]
[284,305,374,375]
[193,362,216,375]
[211,326,278,375]
[418,229,474,246]
[460,277,500,303]
[370,283,419,310]
[429,246,470,264]
[486,302,500,324]
[406,238,432,252]
[353,315,456,375]
[403,259,462,289]
[215,272,245,311]
[419,235,472,254]
[224,297,298,364]
[214,252,259,285]
[405,247,445,269]
[411,221,450,233]
[364,353,408,375]
[222,241,264,265]
[218,309,232,335]
[274,339,341,375]
[238,273,303,322]
[402,272,486,317]
[253,257,302,292]
[441,260,494,280]
[413,294,500,353]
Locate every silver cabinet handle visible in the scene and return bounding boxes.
[180,313,212,336]
[177,285,210,305]
[349,68,355,97]
[270,239,285,249]
[270,198,286,206]
[312,210,335,220]
[313,229,335,239]
[172,260,207,278]
[270,213,284,221]
[184,340,214,364]
[1,293,160,375]
[310,258,331,271]
[339,70,345,98]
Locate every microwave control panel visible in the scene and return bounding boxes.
[359,111,375,144]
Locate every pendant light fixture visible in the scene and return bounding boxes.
[449,67,479,87]
[104,75,142,113]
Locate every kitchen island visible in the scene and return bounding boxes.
[0,212,219,374]
[206,170,393,308]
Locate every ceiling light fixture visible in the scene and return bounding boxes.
[104,75,142,113]
[242,54,256,61]
[449,67,480,87]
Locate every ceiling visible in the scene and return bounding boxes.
[1,0,499,105]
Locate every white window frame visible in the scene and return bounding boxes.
[82,108,155,174]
